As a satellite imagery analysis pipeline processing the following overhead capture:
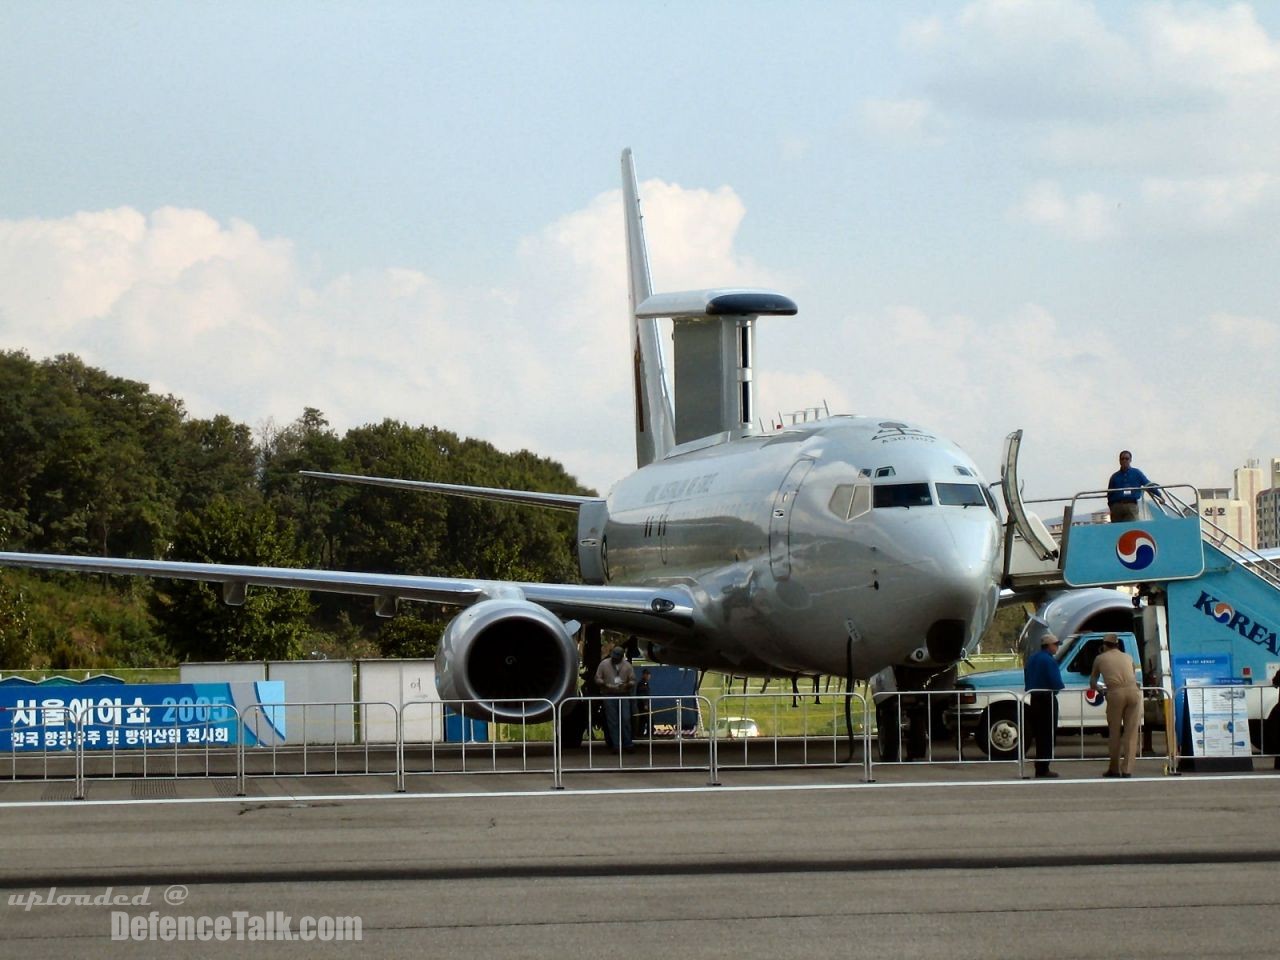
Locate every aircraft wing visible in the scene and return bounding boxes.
[0,552,696,635]
[300,471,600,512]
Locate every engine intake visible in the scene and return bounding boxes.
[435,598,579,723]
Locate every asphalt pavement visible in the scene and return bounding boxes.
[2,761,1278,959]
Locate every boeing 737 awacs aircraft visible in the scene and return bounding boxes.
[0,151,1003,749]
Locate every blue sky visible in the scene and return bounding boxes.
[2,0,1278,503]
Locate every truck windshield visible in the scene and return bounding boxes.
[1054,636,1079,662]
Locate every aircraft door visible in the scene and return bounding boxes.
[769,458,814,580]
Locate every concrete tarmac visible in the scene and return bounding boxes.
[2,768,1278,959]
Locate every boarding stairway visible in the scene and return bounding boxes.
[998,429,1280,596]
[998,430,1280,769]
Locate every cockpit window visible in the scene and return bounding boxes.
[936,482,986,507]
[874,466,895,478]
[954,466,973,477]
[873,483,932,508]
[829,483,872,521]
[981,485,1000,516]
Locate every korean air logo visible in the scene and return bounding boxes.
[1084,689,1105,706]
[1116,529,1157,571]
[1211,601,1235,625]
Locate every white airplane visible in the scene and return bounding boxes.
[0,151,1003,743]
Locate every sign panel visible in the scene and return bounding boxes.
[1063,514,1204,587]
[1173,654,1249,757]
[0,681,285,752]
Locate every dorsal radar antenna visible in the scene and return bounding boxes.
[622,149,798,457]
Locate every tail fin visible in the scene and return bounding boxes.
[622,148,676,468]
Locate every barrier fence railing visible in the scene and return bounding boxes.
[8,685,1279,796]
[710,690,871,781]
[554,694,716,788]
[239,700,400,785]
[1174,683,1275,767]
[82,700,243,786]
[872,688,1026,775]
[399,698,557,786]
[3,705,82,788]
[1023,686,1175,774]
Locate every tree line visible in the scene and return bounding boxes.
[0,351,590,669]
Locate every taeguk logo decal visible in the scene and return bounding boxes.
[1211,601,1235,624]
[1116,529,1157,570]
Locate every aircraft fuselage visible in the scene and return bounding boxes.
[598,416,1003,679]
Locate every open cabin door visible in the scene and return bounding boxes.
[1000,430,1063,587]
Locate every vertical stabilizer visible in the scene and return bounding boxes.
[622,149,676,468]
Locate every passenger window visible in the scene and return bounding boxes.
[936,483,986,507]
[872,483,932,508]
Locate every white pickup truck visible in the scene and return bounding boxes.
[946,631,1142,759]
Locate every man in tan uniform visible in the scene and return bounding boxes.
[1089,634,1142,777]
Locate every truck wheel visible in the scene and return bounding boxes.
[975,703,1019,760]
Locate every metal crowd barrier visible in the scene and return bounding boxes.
[710,690,872,781]
[7,683,1276,798]
[82,700,243,786]
[871,688,1025,774]
[1022,686,1175,774]
[555,694,716,788]
[400,698,557,787]
[3,704,82,789]
[1174,683,1276,768]
[240,700,400,788]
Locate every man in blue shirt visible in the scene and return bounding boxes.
[1107,450,1161,522]
[1024,634,1065,778]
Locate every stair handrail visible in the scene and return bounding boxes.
[1160,488,1280,591]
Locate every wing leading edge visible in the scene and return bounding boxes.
[0,551,694,634]
[299,470,601,512]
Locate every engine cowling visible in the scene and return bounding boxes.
[435,598,579,723]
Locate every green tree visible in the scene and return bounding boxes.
[151,497,314,662]
[0,577,34,668]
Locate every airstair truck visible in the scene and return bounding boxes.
[987,431,1280,768]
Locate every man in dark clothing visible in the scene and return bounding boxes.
[1107,450,1161,522]
[1024,634,1065,778]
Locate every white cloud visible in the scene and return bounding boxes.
[1011,180,1119,239]
[902,1,1280,240]
[1139,2,1280,82]
[802,298,1278,507]
[1140,173,1277,230]
[0,177,765,494]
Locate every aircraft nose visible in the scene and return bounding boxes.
[922,514,1002,660]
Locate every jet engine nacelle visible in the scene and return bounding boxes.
[435,598,579,723]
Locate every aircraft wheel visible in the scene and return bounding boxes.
[875,701,902,762]
[976,703,1019,760]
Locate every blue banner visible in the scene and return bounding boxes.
[0,681,286,752]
